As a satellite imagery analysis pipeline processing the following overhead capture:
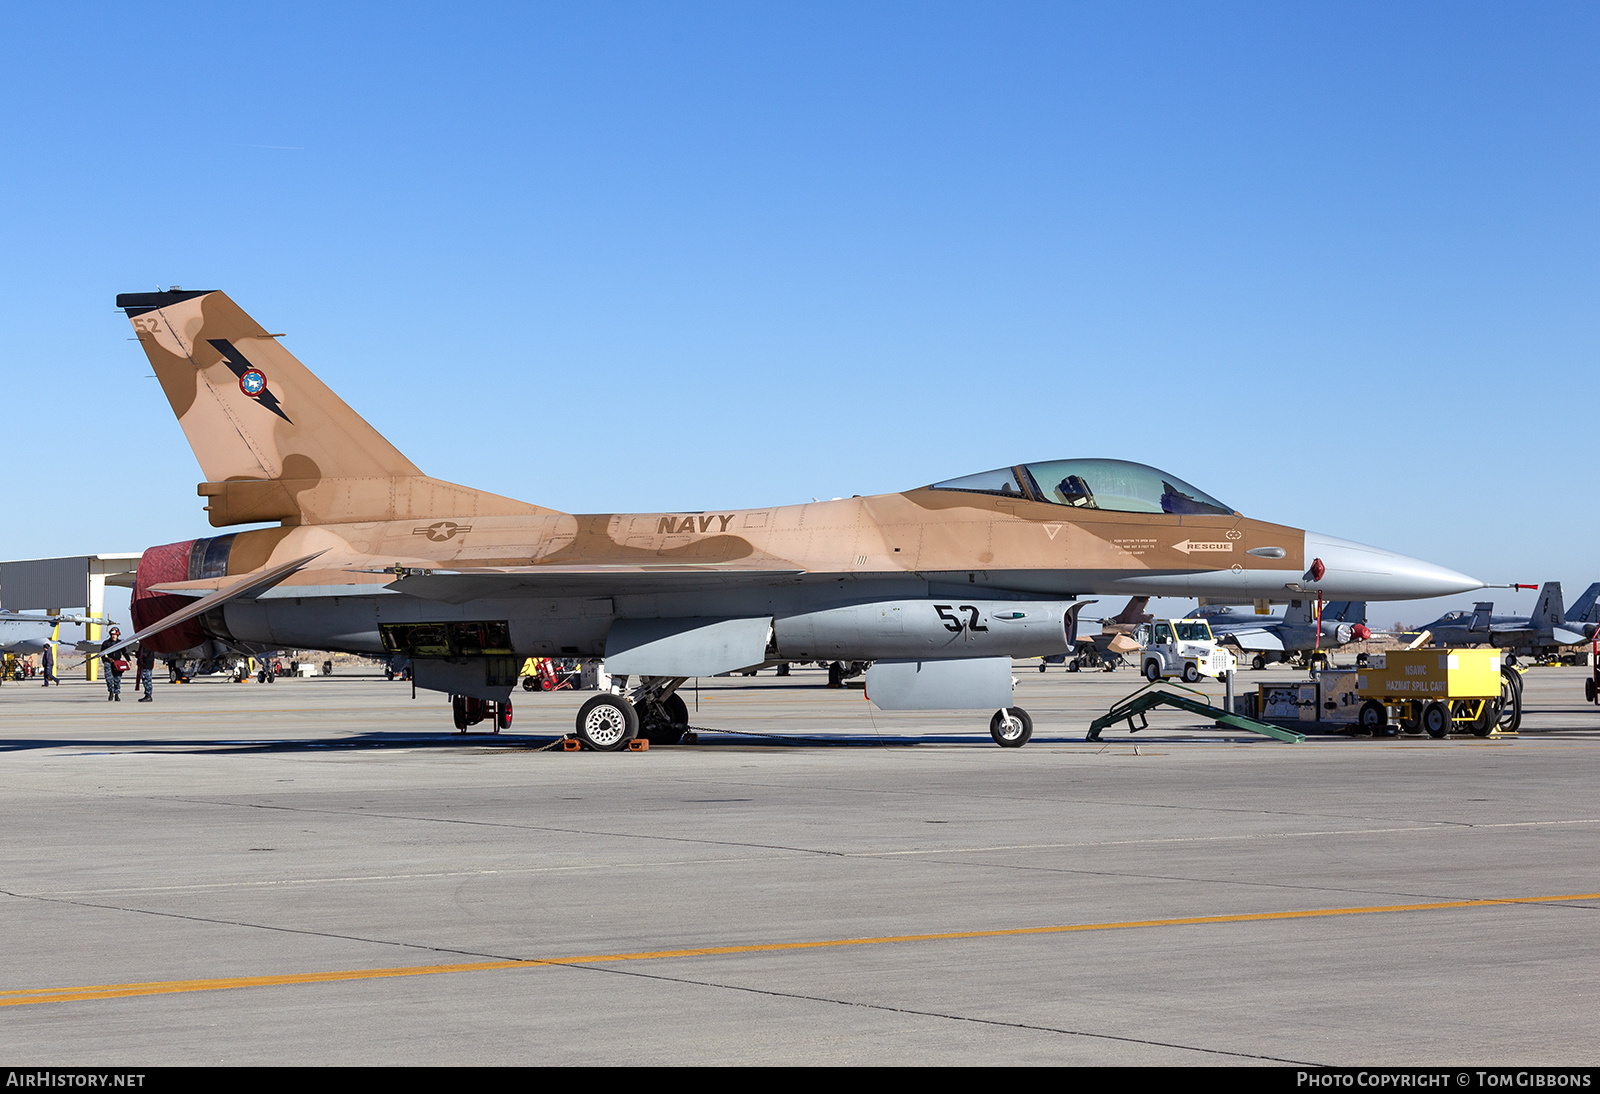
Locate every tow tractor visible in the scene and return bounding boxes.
[1135,618,1237,683]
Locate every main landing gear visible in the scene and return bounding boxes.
[571,676,692,750]
[451,694,512,734]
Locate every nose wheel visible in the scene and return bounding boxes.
[990,707,1033,747]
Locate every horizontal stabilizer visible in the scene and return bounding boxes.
[89,551,325,661]
[1222,629,1285,652]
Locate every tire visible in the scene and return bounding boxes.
[1469,699,1496,737]
[827,662,844,688]
[1180,663,1200,684]
[1422,701,1450,738]
[1144,660,1162,683]
[1356,653,1369,668]
[495,700,512,733]
[776,663,790,677]
[1505,654,1518,668]
[636,693,688,746]
[576,695,639,751]
[1396,703,1421,734]
[1358,699,1387,733]
[990,707,1033,747]
[452,694,469,732]
[1251,654,1266,671]
[1585,678,1596,704]
[522,677,537,691]
[1067,659,1080,673]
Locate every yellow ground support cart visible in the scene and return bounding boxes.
[1355,648,1516,738]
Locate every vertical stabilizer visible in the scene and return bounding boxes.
[1530,582,1565,630]
[1565,582,1600,625]
[118,291,551,526]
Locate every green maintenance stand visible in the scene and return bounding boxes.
[1087,681,1305,743]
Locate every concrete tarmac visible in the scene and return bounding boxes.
[1,663,1596,1065]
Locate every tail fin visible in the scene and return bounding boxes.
[119,291,550,526]
[1565,582,1600,625]
[1325,601,1366,624]
[1530,582,1565,630]
[1282,598,1313,625]
[1469,602,1494,631]
[1112,596,1150,624]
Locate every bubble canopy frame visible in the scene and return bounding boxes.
[929,458,1234,517]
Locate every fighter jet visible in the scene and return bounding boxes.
[1194,599,1370,670]
[1416,582,1597,664]
[0,611,104,655]
[1054,596,1150,671]
[100,290,1482,748]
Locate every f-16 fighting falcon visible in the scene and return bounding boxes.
[100,290,1482,749]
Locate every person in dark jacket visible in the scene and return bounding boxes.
[40,641,58,687]
[100,627,124,701]
[137,644,155,702]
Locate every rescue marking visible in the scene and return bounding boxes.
[1172,540,1234,554]
[4,891,1594,1009]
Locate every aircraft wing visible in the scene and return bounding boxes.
[1221,628,1285,652]
[385,564,810,605]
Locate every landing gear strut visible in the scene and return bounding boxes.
[451,695,510,735]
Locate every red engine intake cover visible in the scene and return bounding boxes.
[1351,624,1371,641]
[130,540,208,653]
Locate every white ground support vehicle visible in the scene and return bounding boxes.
[1136,618,1237,683]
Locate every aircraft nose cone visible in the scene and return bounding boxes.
[1303,530,1483,600]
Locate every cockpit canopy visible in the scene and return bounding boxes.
[929,458,1234,516]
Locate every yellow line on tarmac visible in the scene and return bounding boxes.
[4,891,1595,1008]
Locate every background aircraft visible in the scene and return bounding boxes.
[101,290,1483,749]
[1416,582,1597,664]
[1052,596,1150,671]
[1194,599,1370,670]
[0,610,105,656]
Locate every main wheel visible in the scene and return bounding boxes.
[452,694,469,732]
[1180,662,1200,683]
[495,700,512,733]
[636,693,689,745]
[1422,701,1450,738]
[1585,678,1596,704]
[827,662,844,688]
[1251,654,1266,671]
[1144,660,1162,683]
[576,695,639,751]
[990,707,1033,747]
[1358,699,1387,734]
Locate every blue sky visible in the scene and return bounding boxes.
[2,2,1594,627]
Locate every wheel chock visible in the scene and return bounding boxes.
[625,739,650,752]
[560,737,583,751]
